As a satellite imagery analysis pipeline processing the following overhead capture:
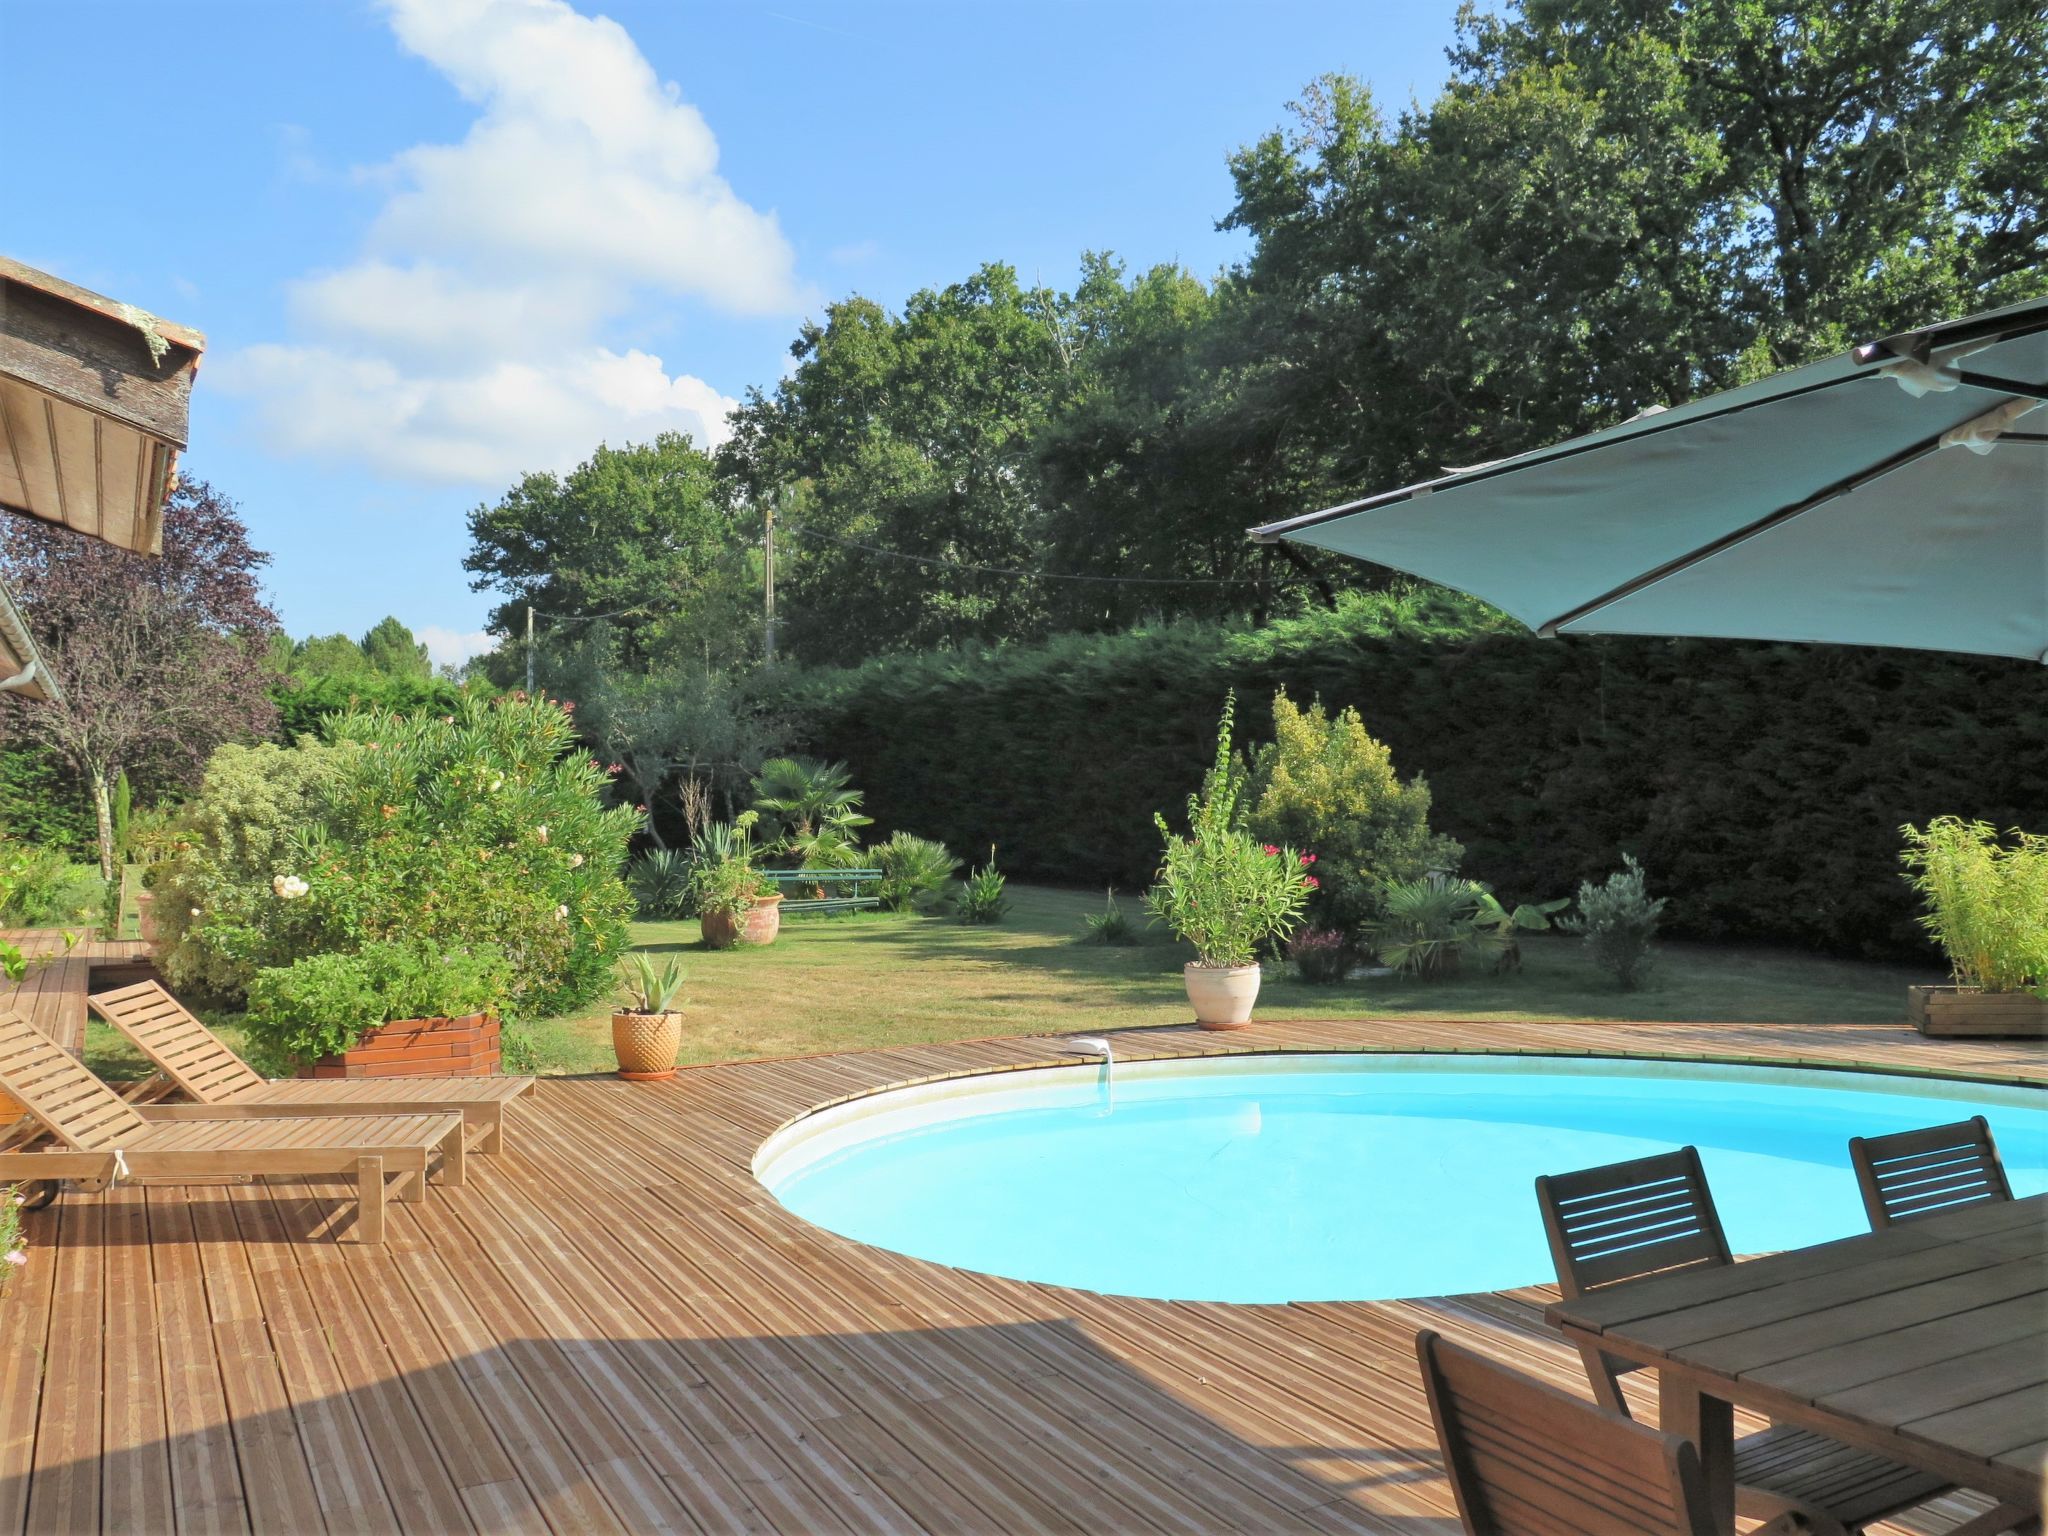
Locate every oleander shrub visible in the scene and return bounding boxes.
[1901,817,2048,995]
[162,693,637,1020]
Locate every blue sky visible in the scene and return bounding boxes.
[5,0,1461,664]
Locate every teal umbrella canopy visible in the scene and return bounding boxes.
[1251,299,2048,663]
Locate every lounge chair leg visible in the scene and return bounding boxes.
[439,1126,466,1189]
[356,1156,385,1244]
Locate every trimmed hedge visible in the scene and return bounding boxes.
[769,594,2048,960]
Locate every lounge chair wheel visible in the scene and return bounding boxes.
[18,1180,59,1211]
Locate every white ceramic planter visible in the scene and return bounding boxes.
[1185,962,1261,1028]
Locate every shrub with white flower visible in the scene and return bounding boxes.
[156,692,636,1032]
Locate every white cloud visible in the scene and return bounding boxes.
[217,0,803,484]
[418,624,500,668]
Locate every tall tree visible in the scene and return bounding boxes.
[720,265,1071,659]
[0,478,280,876]
[359,616,431,679]
[464,433,752,673]
[1449,0,2047,364]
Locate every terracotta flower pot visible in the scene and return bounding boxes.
[612,1010,684,1080]
[134,889,157,945]
[701,892,784,950]
[1185,962,1261,1029]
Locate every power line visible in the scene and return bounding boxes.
[777,522,1260,587]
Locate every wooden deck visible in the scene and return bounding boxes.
[0,931,153,1057]
[2,1017,2041,1535]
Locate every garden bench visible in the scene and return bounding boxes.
[763,867,881,916]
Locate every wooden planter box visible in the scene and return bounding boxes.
[303,1011,502,1078]
[1907,985,2048,1039]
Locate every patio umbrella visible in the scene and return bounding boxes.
[1249,297,2048,663]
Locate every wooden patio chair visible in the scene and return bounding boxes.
[0,1009,464,1243]
[1416,1328,1720,1535]
[1848,1116,2013,1230]
[1535,1148,1949,1536]
[91,980,534,1153]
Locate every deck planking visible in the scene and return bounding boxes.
[2,1016,2041,1534]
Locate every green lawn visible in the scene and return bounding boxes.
[84,884,1937,1081]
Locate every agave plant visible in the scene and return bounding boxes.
[618,953,686,1013]
[626,849,694,918]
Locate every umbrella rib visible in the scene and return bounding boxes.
[1536,429,1954,638]
[1949,371,2048,401]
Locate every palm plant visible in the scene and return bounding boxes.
[1370,874,1493,977]
[875,832,960,912]
[750,756,872,843]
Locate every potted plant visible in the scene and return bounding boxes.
[692,812,783,949]
[246,940,514,1077]
[612,954,686,1080]
[1901,817,2048,1037]
[1147,696,1313,1027]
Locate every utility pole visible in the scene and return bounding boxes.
[525,604,536,694]
[762,491,777,662]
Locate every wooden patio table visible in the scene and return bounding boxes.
[1546,1192,2047,1536]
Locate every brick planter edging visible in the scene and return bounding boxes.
[305,1011,502,1078]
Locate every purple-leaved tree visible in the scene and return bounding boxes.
[0,477,280,877]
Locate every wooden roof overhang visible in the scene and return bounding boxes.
[0,255,205,559]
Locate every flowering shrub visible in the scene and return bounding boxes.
[1147,696,1312,968]
[159,694,638,1048]
[155,741,346,998]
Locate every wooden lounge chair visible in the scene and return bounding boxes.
[91,980,534,1154]
[1535,1148,1949,1535]
[1416,1327,1720,1535]
[1849,1116,2013,1229]
[0,1009,463,1243]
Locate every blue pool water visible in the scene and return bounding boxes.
[755,1053,2048,1303]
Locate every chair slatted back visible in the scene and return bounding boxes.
[0,1009,148,1149]
[1535,1147,1732,1299]
[1849,1117,2012,1229]
[89,981,267,1104]
[1416,1330,1715,1536]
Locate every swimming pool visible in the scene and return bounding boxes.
[754,1052,2048,1304]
